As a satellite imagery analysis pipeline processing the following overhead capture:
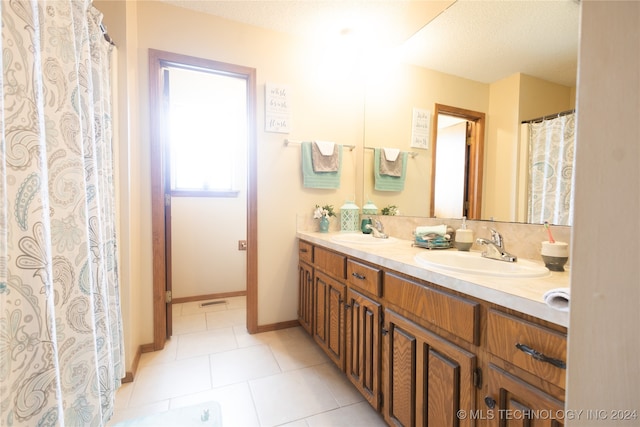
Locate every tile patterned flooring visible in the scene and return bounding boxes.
[108,297,387,426]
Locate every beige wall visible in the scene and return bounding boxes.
[100,9,640,420]
[566,1,640,422]
[486,73,574,222]
[363,64,489,216]
[171,197,247,298]
[114,0,366,353]
[486,73,521,221]
[99,0,580,373]
[94,0,143,371]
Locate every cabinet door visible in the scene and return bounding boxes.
[383,309,477,427]
[298,261,313,335]
[345,288,381,409]
[484,364,564,427]
[314,270,346,369]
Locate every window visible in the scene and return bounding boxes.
[167,67,247,195]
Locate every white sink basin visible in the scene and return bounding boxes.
[331,233,398,245]
[414,250,549,278]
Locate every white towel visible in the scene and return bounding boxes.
[383,147,400,162]
[543,287,570,312]
[314,140,335,156]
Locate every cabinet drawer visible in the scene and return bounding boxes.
[487,309,567,389]
[347,260,382,297]
[314,246,346,279]
[383,273,480,344]
[298,240,313,264]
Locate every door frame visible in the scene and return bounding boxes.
[149,49,258,350]
[430,104,485,220]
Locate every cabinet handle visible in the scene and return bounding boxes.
[515,343,566,369]
[344,303,352,309]
[351,272,366,280]
[381,328,389,336]
[300,248,308,253]
[484,396,496,409]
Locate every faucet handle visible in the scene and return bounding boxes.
[489,228,503,247]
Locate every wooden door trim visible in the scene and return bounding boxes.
[149,49,258,350]
[430,104,485,220]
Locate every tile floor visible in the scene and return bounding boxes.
[108,296,387,426]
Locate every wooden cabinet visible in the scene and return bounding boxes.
[298,241,314,334]
[484,309,567,427]
[298,260,313,334]
[296,239,568,427]
[486,309,567,389]
[382,309,477,427]
[345,288,382,410]
[384,273,480,345]
[313,270,346,369]
[484,364,564,427]
[347,259,382,297]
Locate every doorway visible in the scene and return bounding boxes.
[149,49,258,351]
[430,104,485,220]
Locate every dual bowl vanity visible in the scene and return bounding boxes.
[297,230,569,426]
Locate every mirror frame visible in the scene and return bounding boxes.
[430,104,485,219]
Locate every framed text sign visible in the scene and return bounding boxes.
[265,83,291,133]
[411,107,431,149]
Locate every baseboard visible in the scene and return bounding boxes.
[255,319,300,333]
[172,290,247,305]
[121,342,155,383]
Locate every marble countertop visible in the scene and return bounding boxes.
[297,231,570,328]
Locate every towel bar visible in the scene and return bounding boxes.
[364,146,419,158]
[284,139,355,150]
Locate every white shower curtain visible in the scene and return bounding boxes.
[1,1,124,425]
[527,113,576,226]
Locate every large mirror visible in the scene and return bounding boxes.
[362,0,580,224]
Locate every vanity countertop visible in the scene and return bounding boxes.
[297,231,570,328]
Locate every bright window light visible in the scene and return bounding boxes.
[168,67,247,193]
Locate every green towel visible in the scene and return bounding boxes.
[374,149,407,191]
[302,141,342,189]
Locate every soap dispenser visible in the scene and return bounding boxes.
[455,217,474,251]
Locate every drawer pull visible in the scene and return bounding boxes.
[300,248,308,253]
[351,272,366,280]
[515,343,566,369]
[381,328,389,336]
[484,396,496,409]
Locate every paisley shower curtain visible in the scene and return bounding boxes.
[1,1,124,425]
[527,112,576,226]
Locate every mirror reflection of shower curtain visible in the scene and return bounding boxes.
[527,113,576,225]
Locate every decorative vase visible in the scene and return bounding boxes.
[319,216,330,233]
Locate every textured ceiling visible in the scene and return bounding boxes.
[159,0,580,87]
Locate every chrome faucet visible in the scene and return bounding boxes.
[366,219,389,239]
[476,228,517,262]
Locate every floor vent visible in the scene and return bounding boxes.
[200,300,227,307]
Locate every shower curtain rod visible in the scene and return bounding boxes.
[100,23,116,46]
[522,109,575,124]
